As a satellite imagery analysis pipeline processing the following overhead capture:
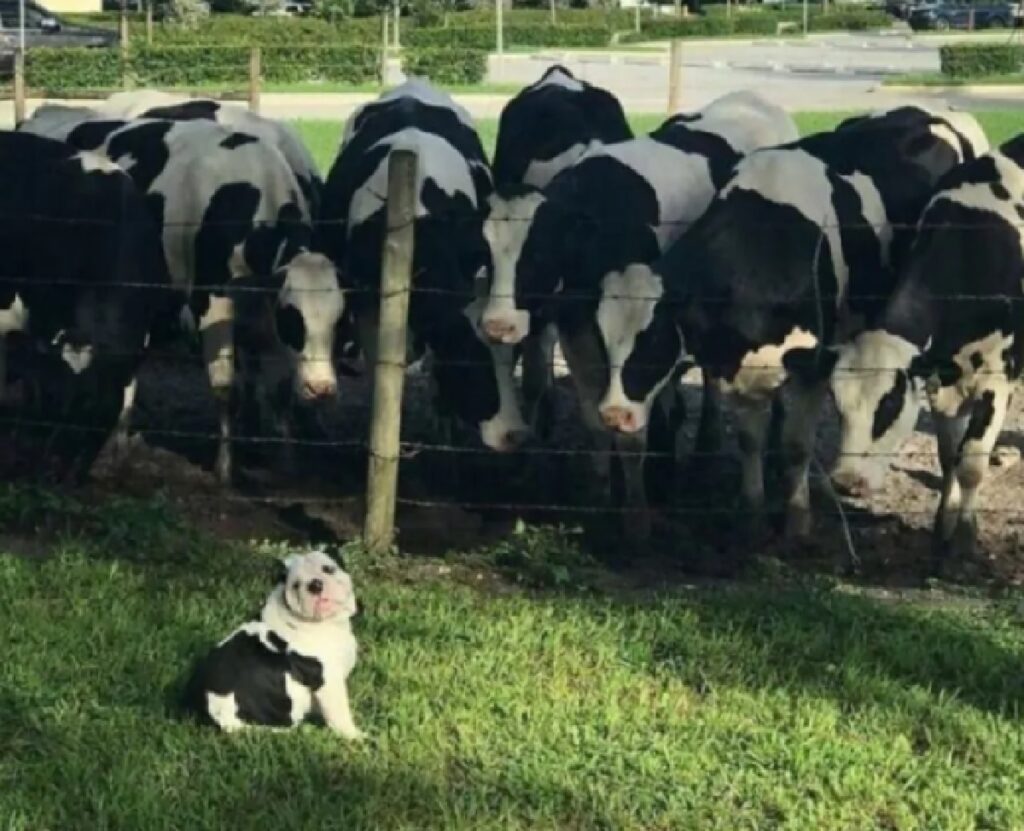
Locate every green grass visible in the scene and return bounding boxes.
[293,110,1024,173]
[1,494,1024,830]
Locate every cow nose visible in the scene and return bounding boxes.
[831,469,870,498]
[501,428,531,452]
[601,406,638,433]
[303,380,336,400]
[482,317,517,344]
[307,579,324,595]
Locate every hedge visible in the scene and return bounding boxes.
[403,46,487,84]
[939,43,1024,78]
[24,44,382,91]
[621,8,889,41]
[406,23,611,48]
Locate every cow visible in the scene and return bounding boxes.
[0,131,170,478]
[320,79,527,453]
[19,113,346,484]
[592,105,989,543]
[814,137,1024,568]
[31,93,323,214]
[479,91,799,530]
[492,65,632,190]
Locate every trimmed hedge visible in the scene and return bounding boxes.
[25,44,382,91]
[406,23,611,48]
[621,8,889,41]
[940,43,1024,78]
[403,46,487,84]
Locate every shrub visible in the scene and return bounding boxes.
[403,46,486,83]
[808,8,889,31]
[405,23,611,47]
[26,43,382,90]
[622,6,889,41]
[940,43,1024,78]
[26,47,124,92]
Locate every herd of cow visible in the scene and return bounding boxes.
[1,68,1021,572]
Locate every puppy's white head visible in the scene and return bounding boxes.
[277,550,357,623]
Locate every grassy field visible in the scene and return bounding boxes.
[1,492,1023,831]
[5,109,1024,830]
[293,110,1024,172]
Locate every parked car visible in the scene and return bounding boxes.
[0,0,119,47]
[907,0,1019,29]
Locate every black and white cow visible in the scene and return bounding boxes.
[320,79,527,452]
[595,105,988,540]
[491,65,632,190]
[19,113,346,483]
[818,137,1024,565]
[480,91,798,524]
[0,131,170,477]
[32,93,323,214]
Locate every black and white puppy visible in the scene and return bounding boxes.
[184,550,364,738]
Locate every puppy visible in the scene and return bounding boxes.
[184,549,364,738]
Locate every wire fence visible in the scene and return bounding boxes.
[3,153,1024,567]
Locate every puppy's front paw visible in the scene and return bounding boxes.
[338,725,366,742]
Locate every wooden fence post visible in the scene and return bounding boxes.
[364,148,417,554]
[666,38,682,114]
[146,0,154,45]
[13,49,25,128]
[248,46,261,114]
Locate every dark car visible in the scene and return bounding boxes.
[908,0,1020,29]
[0,0,119,48]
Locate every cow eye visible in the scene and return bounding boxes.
[275,304,306,352]
[323,565,336,575]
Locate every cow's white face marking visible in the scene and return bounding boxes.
[75,151,120,175]
[0,294,28,335]
[831,330,922,493]
[463,298,528,452]
[718,326,819,400]
[61,342,94,375]
[280,251,345,400]
[481,191,545,345]
[597,263,680,433]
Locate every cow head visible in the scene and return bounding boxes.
[428,298,530,453]
[786,331,922,496]
[276,250,347,402]
[480,187,590,347]
[595,263,687,434]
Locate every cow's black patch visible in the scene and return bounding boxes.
[221,132,259,150]
[275,304,306,352]
[1016,204,1024,222]
[871,371,908,440]
[266,631,288,651]
[970,351,984,370]
[142,99,221,121]
[964,389,996,443]
[652,121,742,191]
[104,120,175,193]
[66,119,126,151]
[194,181,261,291]
[991,182,1011,201]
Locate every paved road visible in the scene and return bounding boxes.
[4,31,1023,128]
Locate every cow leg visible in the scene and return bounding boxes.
[731,393,772,532]
[694,370,724,459]
[778,380,829,540]
[936,386,1010,565]
[933,412,968,558]
[100,377,139,464]
[522,324,557,441]
[199,295,235,485]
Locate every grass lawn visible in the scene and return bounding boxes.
[293,110,1024,173]
[886,72,1024,88]
[1,494,1023,830]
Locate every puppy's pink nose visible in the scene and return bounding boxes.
[601,406,637,433]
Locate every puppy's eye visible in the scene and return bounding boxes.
[323,565,336,575]
[292,581,300,590]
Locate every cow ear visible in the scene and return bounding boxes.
[782,346,839,385]
[909,354,961,386]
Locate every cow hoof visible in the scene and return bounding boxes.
[949,517,979,560]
